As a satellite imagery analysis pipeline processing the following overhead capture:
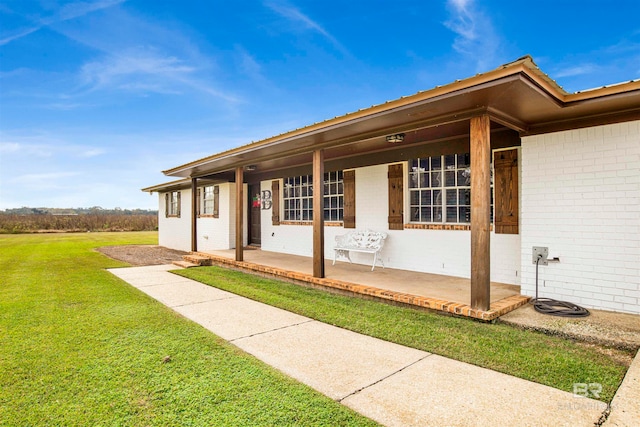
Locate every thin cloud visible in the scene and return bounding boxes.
[444,0,501,72]
[550,37,640,91]
[6,171,83,193]
[115,83,182,95]
[445,0,476,40]
[267,2,331,38]
[0,142,54,157]
[0,142,21,153]
[3,1,241,107]
[58,0,125,21]
[0,0,125,46]
[0,68,30,79]
[79,148,107,158]
[10,171,81,185]
[236,45,264,80]
[80,50,194,91]
[76,47,238,102]
[233,45,280,93]
[554,64,597,78]
[45,101,98,111]
[603,39,640,55]
[265,1,349,56]
[0,138,106,159]
[0,27,40,46]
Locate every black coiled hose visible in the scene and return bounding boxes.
[532,256,590,317]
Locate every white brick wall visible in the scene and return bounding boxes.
[260,162,521,285]
[197,183,237,251]
[159,183,248,252]
[521,121,640,314]
[260,179,343,258]
[158,188,192,252]
[354,164,520,284]
[260,178,313,255]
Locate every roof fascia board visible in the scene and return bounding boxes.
[142,179,190,193]
[141,177,223,193]
[524,108,640,136]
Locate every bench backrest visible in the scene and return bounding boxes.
[337,229,387,250]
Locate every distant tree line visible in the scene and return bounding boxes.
[0,207,158,234]
[1,207,157,216]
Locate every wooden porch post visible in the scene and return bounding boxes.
[235,167,244,262]
[191,177,197,253]
[470,115,491,310]
[313,149,325,278]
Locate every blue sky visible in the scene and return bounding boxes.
[1,0,639,210]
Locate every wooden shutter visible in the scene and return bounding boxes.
[176,191,181,218]
[494,149,519,234]
[343,170,355,228]
[164,193,169,218]
[388,164,404,230]
[196,188,201,216]
[271,180,280,225]
[213,185,219,218]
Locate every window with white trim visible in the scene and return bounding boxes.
[409,154,492,224]
[283,171,343,221]
[202,186,214,214]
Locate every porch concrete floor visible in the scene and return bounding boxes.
[195,247,528,321]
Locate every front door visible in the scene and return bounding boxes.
[249,184,261,246]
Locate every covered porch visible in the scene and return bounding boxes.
[153,57,639,318]
[186,248,529,321]
[145,56,640,318]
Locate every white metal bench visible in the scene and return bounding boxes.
[333,229,387,271]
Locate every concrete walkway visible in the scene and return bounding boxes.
[109,264,625,427]
[604,349,640,427]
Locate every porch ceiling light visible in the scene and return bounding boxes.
[386,133,405,143]
[244,165,257,171]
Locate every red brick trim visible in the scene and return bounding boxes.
[404,223,494,231]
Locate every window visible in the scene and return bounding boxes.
[283,171,344,221]
[409,154,492,224]
[165,191,181,217]
[323,171,344,221]
[284,175,312,221]
[202,186,214,214]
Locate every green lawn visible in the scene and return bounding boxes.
[0,232,378,426]
[177,266,633,403]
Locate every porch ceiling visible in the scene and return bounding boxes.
[164,57,640,180]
